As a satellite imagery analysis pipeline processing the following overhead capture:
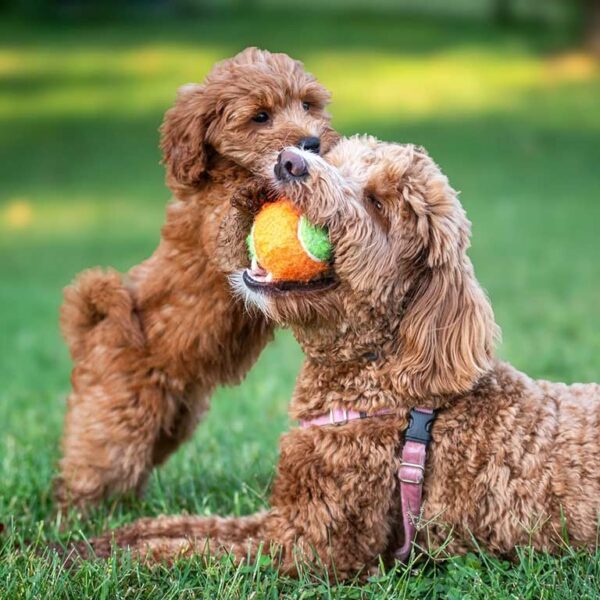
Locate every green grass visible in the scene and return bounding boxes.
[1,10,600,599]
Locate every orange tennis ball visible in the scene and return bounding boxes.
[247,198,332,282]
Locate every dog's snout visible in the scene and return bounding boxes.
[298,136,321,155]
[275,149,309,180]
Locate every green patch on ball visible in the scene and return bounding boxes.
[298,216,332,263]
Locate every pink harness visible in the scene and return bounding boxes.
[300,406,435,563]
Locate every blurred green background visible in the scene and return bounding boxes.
[1,1,599,597]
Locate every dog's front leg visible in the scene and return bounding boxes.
[64,509,342,579]
[67,511,274,564]
[61,427,401,579]
[67,505,378,579]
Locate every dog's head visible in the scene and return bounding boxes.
[161,47,337,193]
[234,136,499,398]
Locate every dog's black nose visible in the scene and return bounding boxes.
[275,149,309,180]
[298,136,320,154]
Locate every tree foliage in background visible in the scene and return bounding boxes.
[583,0,600,54]
[0,0,586,30]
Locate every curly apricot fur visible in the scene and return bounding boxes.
[55,48,337,510]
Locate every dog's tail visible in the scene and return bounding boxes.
[60,268,144,361]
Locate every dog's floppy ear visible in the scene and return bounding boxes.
[160,83,213,188]
[391,163,499,398]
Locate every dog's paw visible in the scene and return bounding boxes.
[51,475,103,522]
[230,179,273,215]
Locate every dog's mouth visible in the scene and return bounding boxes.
[243,259,337,295]
[242,185,338,295]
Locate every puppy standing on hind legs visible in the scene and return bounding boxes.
[73,138,600,578]
[55,47,339,511]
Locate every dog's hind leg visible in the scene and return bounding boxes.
[55,355,171,511]
[149,383,211,467]
[56,270,171,510]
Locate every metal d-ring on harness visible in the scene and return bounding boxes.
[300,406,436,563]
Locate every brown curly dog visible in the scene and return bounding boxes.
[56,47,338,510]
[68,137,600,579]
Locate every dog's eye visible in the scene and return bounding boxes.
[302,101,311,111]
[252,111,270,124]
[368,194,383,211]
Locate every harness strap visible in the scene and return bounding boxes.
[300,407,393,428]
[299,406,436,563]
[395,407,435,562]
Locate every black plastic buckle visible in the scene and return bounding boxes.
[404,408,436,445]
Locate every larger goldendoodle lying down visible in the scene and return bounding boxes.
[68,137,600,578]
